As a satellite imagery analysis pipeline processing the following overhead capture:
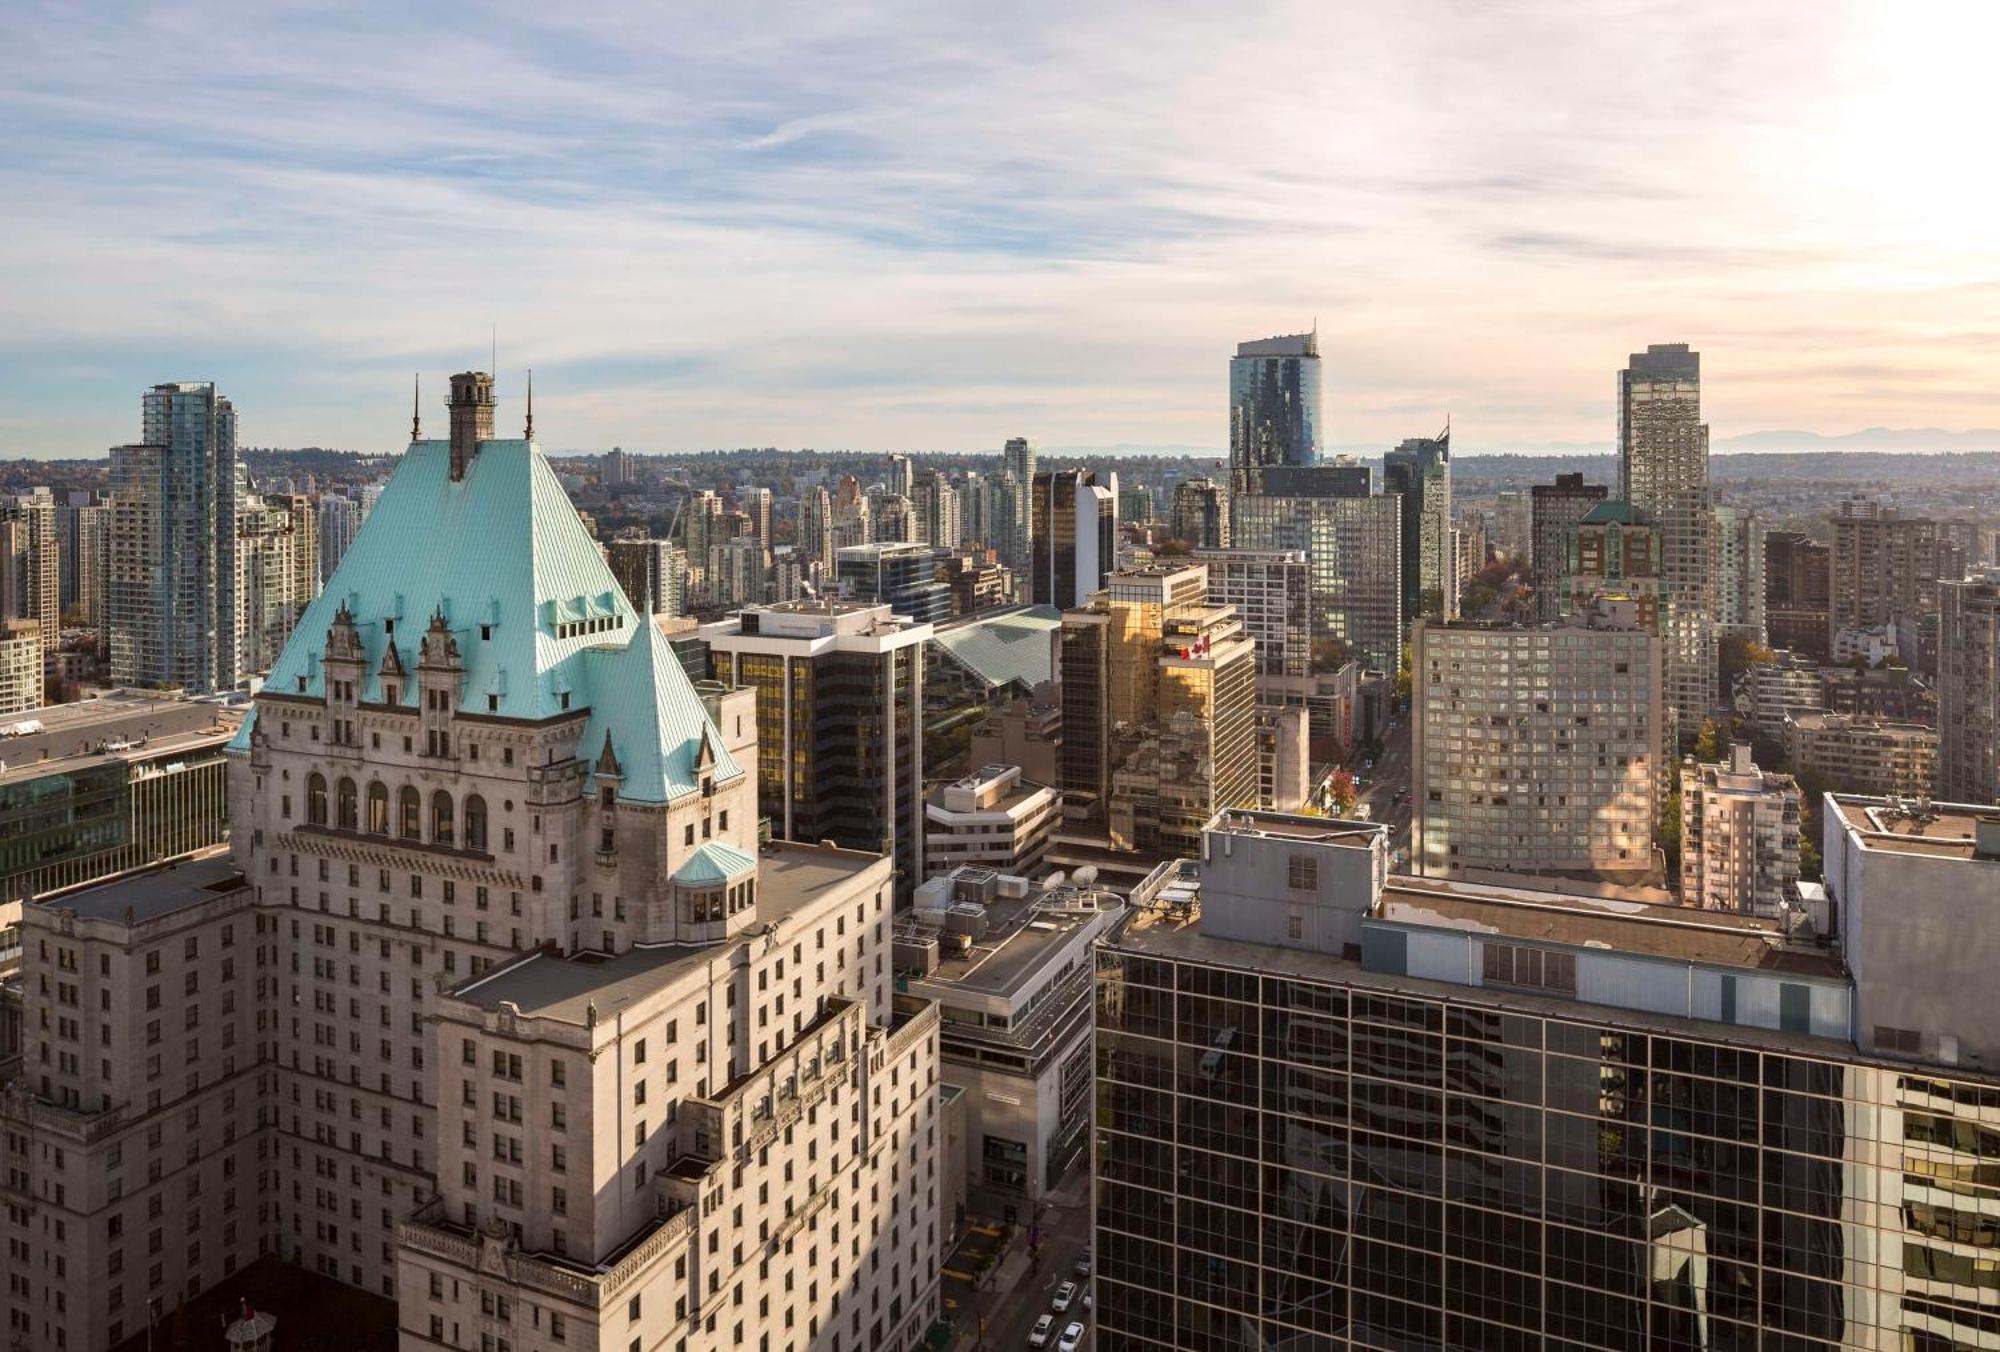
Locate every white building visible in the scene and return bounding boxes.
[1784,712,1938,798]
[1194,548,1312,678]
[923,764,1059,880]
[900,866,1120,1200]
[1734,649,1826,736]
[1681,743,1800,916]
[0,619,38,716]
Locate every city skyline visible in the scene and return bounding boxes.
[4,2,1999,458]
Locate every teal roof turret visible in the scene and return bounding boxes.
[232,434,739,803]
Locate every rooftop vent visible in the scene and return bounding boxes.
[1976,816,2000,861]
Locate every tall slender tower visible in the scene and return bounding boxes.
[447,369,494,480]
[108,382,239,691]
[0,487,59,681]
[1619,343,1715,740]
[1229,331,1322,493]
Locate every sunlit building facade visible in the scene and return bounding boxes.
[1094,806,2000,1351]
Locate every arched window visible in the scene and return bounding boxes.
[367,782,389,834]
[432,791,454,846]
[464,794,488,852]
[336,778,358,831]
[399,786,421,839]
[306,773,327,826]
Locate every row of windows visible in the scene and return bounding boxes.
[303,774,489,851]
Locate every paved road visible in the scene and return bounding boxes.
[1357,714,1413,858]
[951,1172,1095,1351]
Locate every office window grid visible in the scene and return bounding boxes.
[1093,948,2000,1350]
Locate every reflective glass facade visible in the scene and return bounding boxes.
[1234,494,1402,674]
[1096,946,2000,1350]
[1230,336,1322,490]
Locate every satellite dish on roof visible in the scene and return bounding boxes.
[1072,864,1099,888]
[1042,870,1068,889]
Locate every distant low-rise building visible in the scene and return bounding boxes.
[923,764,1060,880]
[968,694,1061,788]
[1734,649,1826,735]
[0,619,38,717]
[1784,713,1939,797]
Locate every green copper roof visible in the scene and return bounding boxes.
[234,438,738,803]
[673,840,757,885]
[1580,500,1652,527]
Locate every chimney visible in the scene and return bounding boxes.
[447,371,495,480]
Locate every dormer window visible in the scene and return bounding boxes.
[384,683,398,705]
[487,694,499,712]
[559,692,571,710]
[480,625,492,641]
[384,618,395,635]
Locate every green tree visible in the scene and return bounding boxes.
[1656,793,1682,863]
[1718,633,1776,691]
[1393,643,1413,704]
[1693,718,1725,762]
[1311,637,1352,673]
[1459,580,1497,615]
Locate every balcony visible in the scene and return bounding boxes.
[398,1197,694,1305]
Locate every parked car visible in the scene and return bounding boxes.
[1052,1281,1078,1312]
[1029,1313,1055,1347]
[1058,1322,1086,1352]
[1073,1251,1092,1279]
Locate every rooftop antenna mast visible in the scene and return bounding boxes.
[411,373,422,442]
[524,369,534,441]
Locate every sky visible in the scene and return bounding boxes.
[2,0,1997,458]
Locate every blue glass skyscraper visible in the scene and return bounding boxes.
[1229,331,1322,492]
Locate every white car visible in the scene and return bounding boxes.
[1051,1280,1077,1312]
[1029,1313,1055,1347]
[1058,1322,1086,1352]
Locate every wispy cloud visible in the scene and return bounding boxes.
[1,0,1997,456]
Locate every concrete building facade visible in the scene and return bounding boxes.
[0,381,944,1352]
[922,765,1059,880]
[1680,743,1800,916]
[1194,548,1311,678]
[1939,569,2000,803]
[1413,615,1662,884]
[1783,713,1939,798]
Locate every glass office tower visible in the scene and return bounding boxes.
[1230,333,1322,493]
[1094,807,2000,1351]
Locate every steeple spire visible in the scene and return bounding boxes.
[411,373,422,443]
[525,368,534,441]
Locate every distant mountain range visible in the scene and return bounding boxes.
[1714,428,2000,453]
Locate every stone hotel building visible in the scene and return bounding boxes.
[0,374,940,1352]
